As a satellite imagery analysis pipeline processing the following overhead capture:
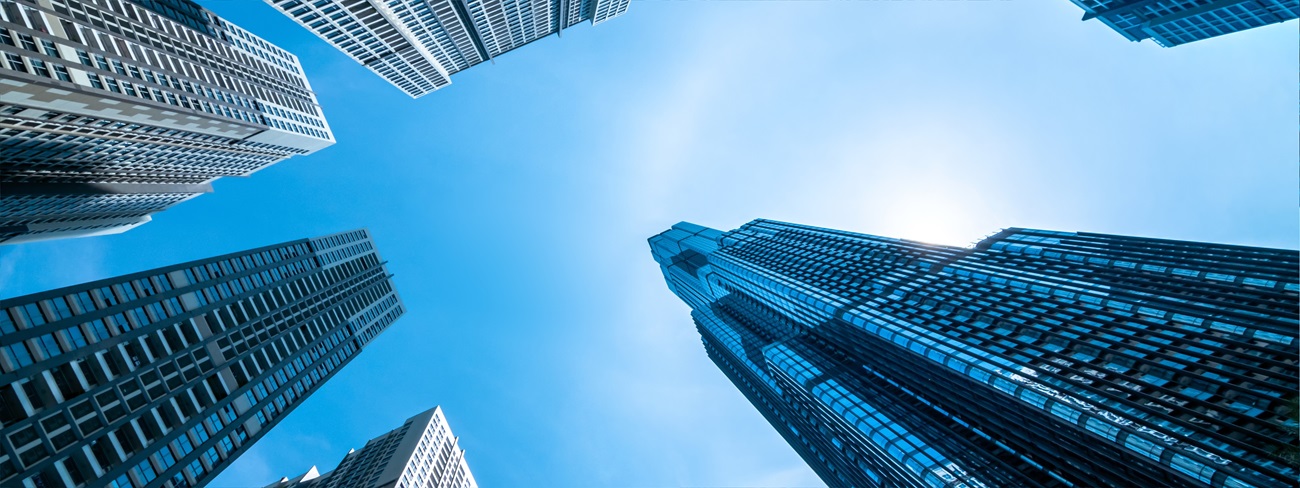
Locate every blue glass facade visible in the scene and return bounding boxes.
[650,220,1298,488]
[1068,0,1299,47]
[0,230,404,487]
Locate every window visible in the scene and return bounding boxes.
[66,327,88,349]
[158,446,176,468]
[84,320,109,342]
[35,334,62,359]
[176,433,193,454]
[74,292,96,313]
[4,53,26,73]
[133,459,156,483]
[19,304,46,327]
[16,33,37,52]
[118,284,138,302]
[29,58,50,78]
[51,298,73,320]
[99,287,118,306]
[0,310,15,334]
[6,343,34,368]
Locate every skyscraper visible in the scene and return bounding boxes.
[650,220,1298,488]
[0,0,334,245]
[265,406,477,488]
[264,0,630,98]
[0,229,404,488]
[1067,0,1298,47]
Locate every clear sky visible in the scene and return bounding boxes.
[1,0,1297,486]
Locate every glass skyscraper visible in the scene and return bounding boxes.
[0,229,404,488]
[650,219,1298,488]
[264,0,631,98]
[1067,0,1298,47]
[0,0,334,245]
[265,406,477,488]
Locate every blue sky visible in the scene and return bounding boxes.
[2,0,1297,486]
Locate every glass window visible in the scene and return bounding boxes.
[87,320,110,341]
[118,284,138,301]
[36,334,62,358]
[74,292,95,313]
[51,298,73,320]
[4,53,26,73]
[16,33,37,52]
[109,313,131,332]
[133,459,156,483]
[20,304,46,327]
[7,343,34,368]
[0,310,15,334]
[66,327,88,349]
[158,446,176,467]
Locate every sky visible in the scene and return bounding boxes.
[1,0,1298,487]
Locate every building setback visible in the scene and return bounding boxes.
[266,406,477,488]
[0,0,334,245]
[0,229,404,488]
[265,0,630,98]
[650,219,1298,488]
[1067,0,1298,47]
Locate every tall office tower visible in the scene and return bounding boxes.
[265,406,477,488]
[0,229,405,488]
[1067,0,1298,47]
[0,0,334,245]
[650,220,1299,488]
[264,0,630,98]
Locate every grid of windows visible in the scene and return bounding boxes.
[650,220,1298,488]
[267,407,477,488]
[0,0,334,244]
[265,0,630,98]
[1068,0,1298,47]
[0,229,404,488]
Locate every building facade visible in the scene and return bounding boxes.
[650,219,1298,488]
[266,406,477,488]
[1067,0,1298,47]
[264,0,630,98]
[0,0,334,244]
[0,229,404,488]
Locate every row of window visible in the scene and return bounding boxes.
[1,259,378,487]
[6,0,324,126]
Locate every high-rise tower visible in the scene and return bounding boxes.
[1067,0,1298,47]
[265,406,477,488]
[650,219,1298,488]
[264,0,630,98]
[0,229,403,488]
[0,0,334,244]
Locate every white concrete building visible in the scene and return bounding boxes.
[266,0,630,98]
[0,0,334,244]
[267,406,478,488]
